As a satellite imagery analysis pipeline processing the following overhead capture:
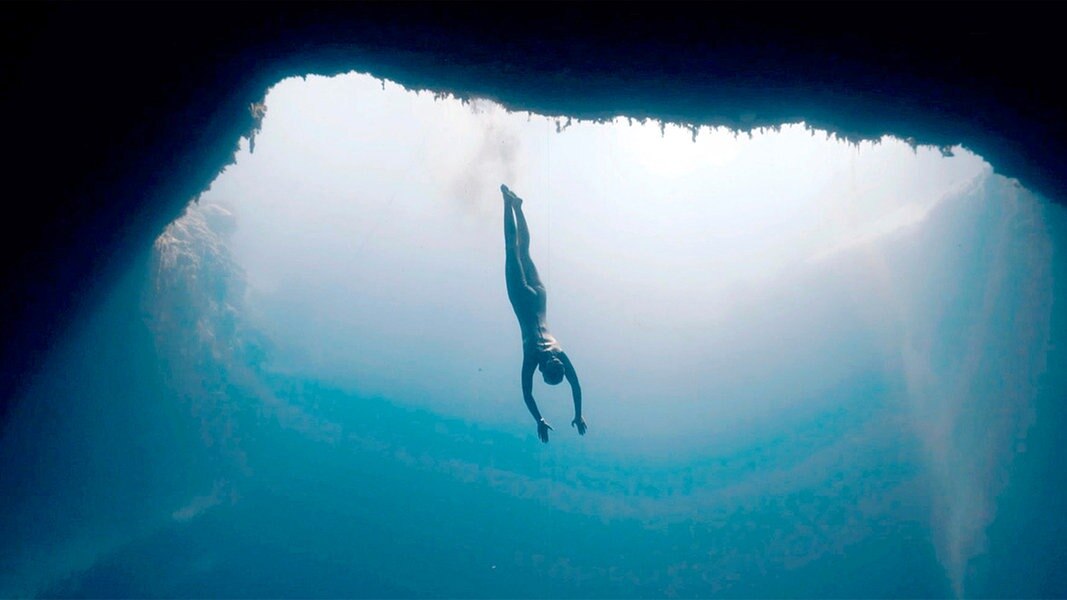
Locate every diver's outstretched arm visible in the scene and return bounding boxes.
[560,352,586,435]
[522,352,552,443]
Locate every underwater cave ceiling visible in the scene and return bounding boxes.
[1,2,1063,414]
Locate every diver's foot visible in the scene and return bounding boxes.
[501,184,522,207]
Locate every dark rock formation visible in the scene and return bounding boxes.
[2,2,1063,417]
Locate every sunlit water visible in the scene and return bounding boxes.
[2,72,1065,598]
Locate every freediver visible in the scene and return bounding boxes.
[501,184,586,443]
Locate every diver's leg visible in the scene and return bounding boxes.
[504,195,526,301]
[512,200,543,288]
[504,193,518,248]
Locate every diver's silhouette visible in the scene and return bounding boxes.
[501,184,586,443]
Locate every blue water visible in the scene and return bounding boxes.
[4,314,944,597]
[3,126,1067,597]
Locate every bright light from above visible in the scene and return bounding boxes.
[197,72,997,429]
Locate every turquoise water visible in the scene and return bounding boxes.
[2,75,1066,598]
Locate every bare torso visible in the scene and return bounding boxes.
[507,281,561,357]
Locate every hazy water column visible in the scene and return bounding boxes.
[188,72,1052,596]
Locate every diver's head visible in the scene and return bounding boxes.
[540,355,565,385]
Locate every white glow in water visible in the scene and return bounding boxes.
[202,73,987,429]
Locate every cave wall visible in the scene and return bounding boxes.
[2,2,1063,417]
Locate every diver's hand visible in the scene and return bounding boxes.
[537,418,553,443]
[571,416,587,435]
